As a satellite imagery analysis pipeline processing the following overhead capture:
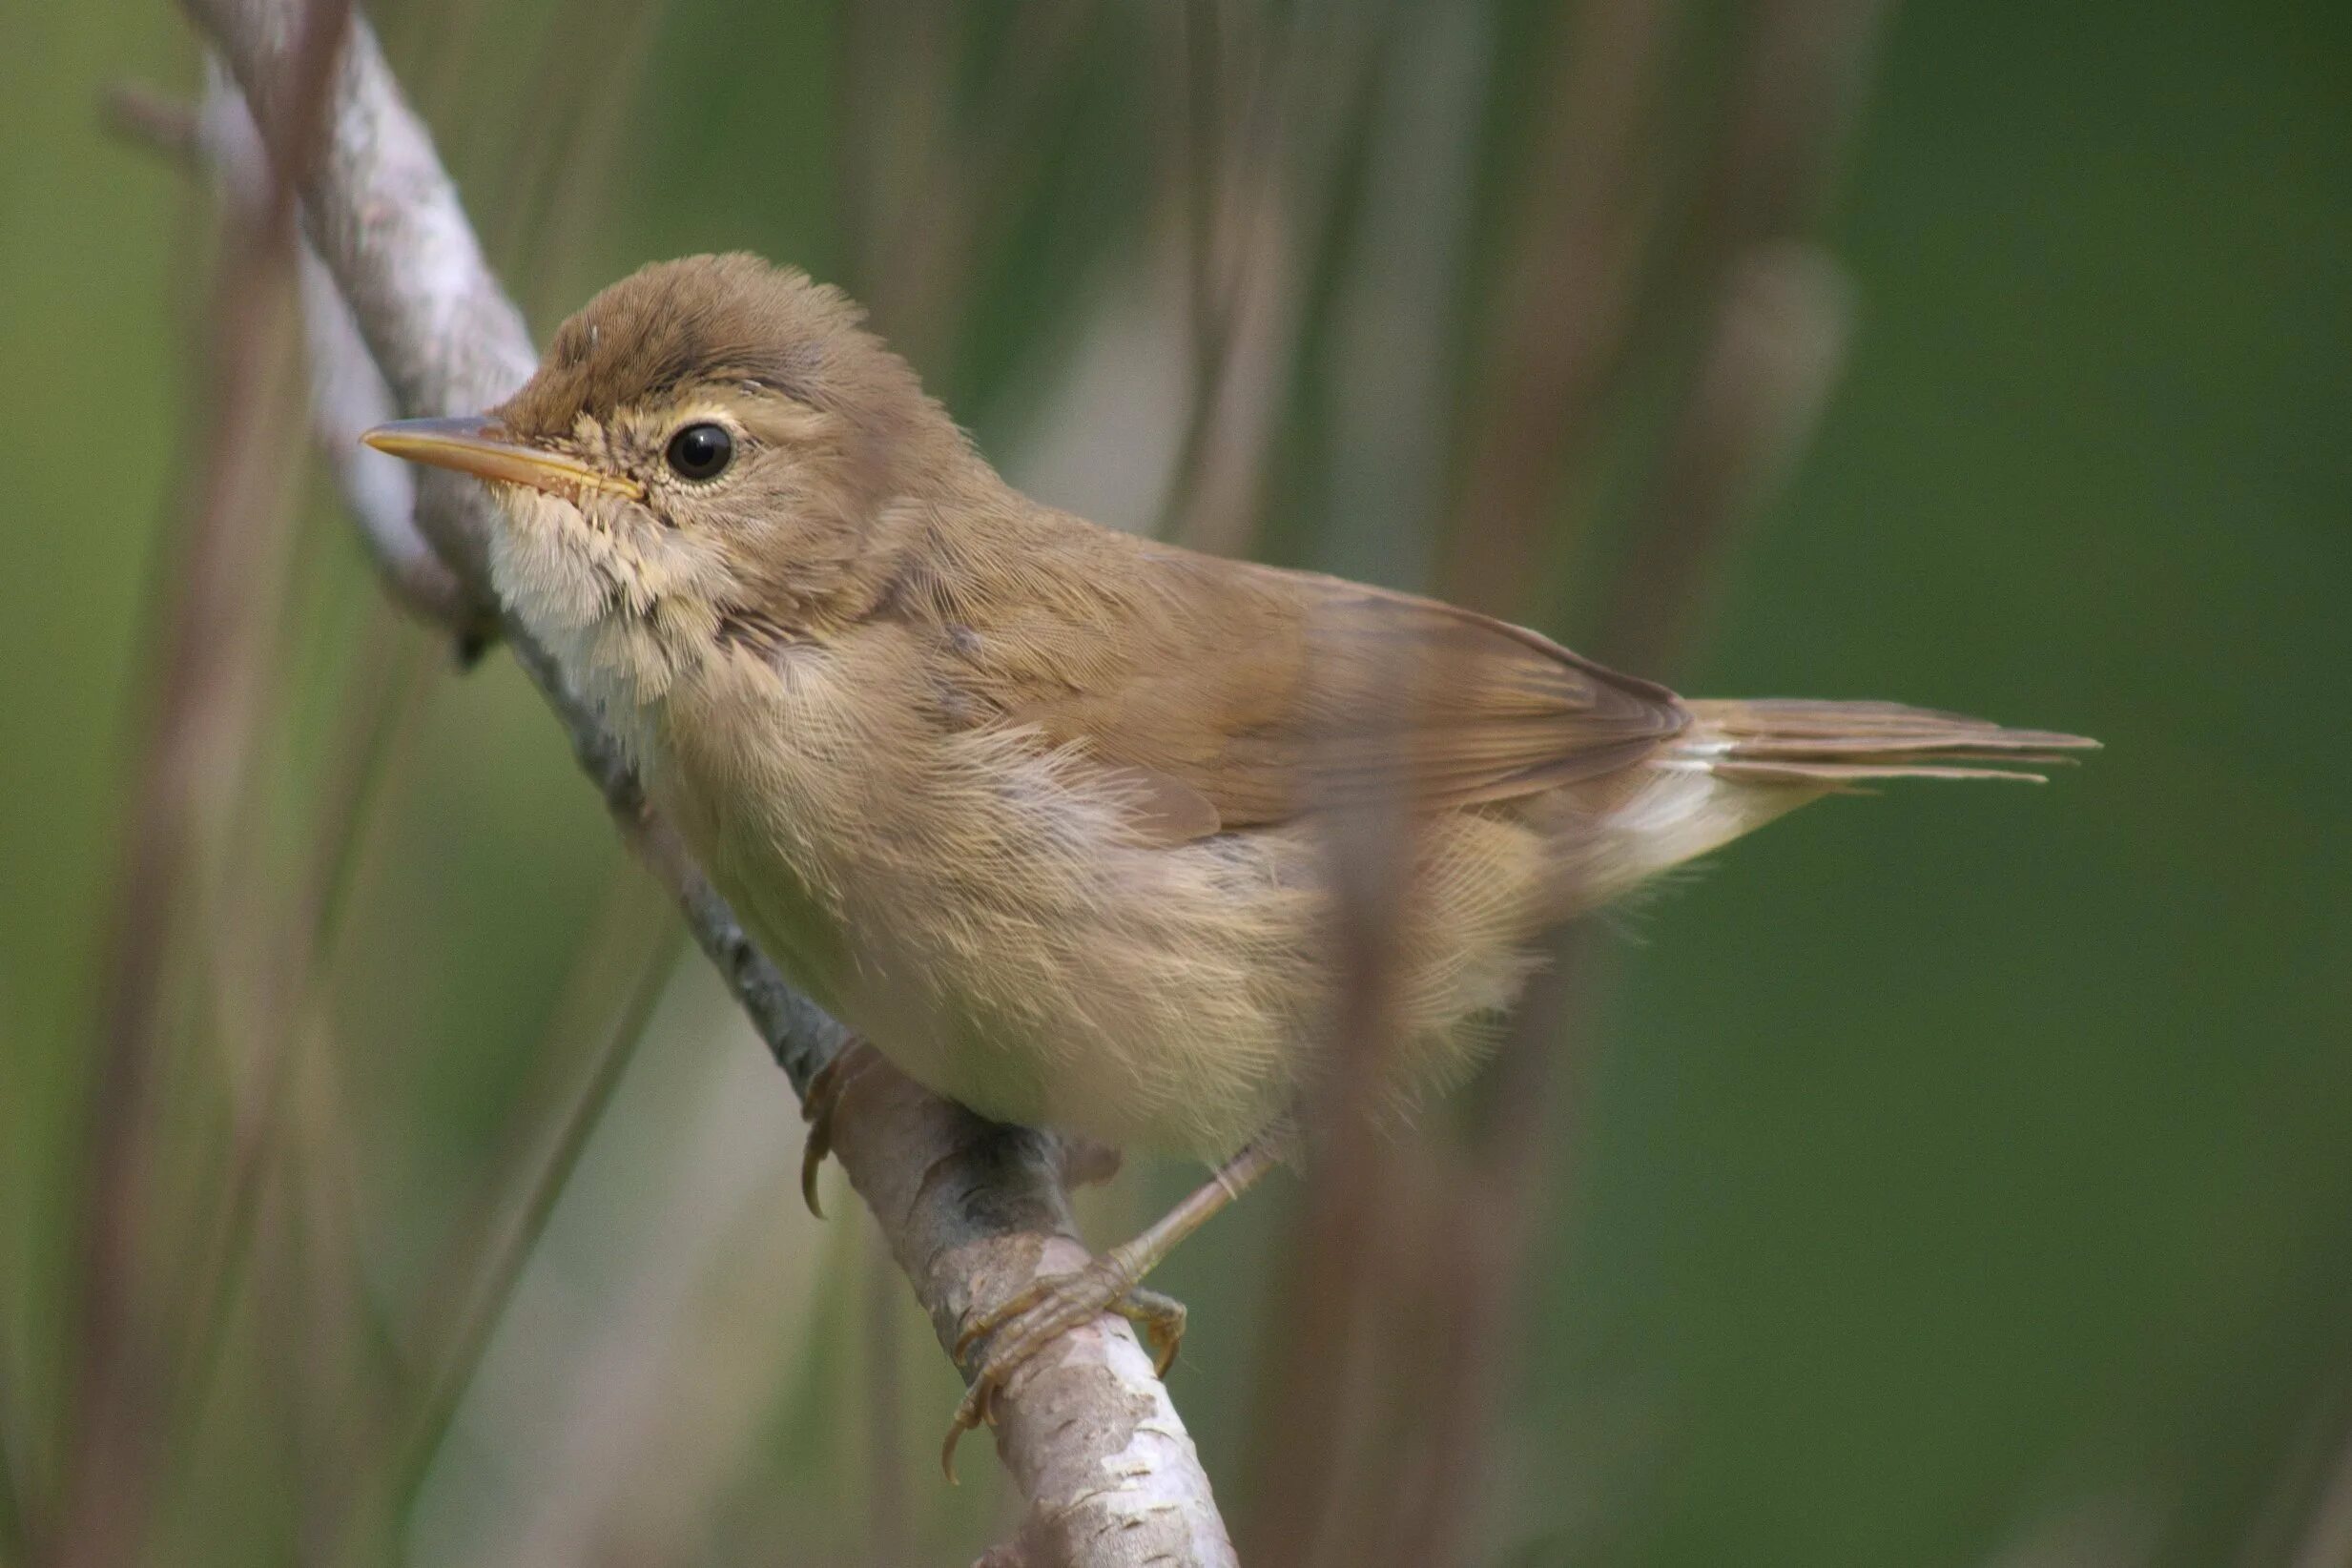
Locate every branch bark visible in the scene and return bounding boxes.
[170,2,1236,1559]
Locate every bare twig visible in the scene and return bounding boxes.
[297,239,478,632]
[171,0,1234,1557]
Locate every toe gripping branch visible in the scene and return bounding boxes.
[943,1256,1189,1480]
[796,1040,1274,1484]
[939,1141,1278,1480]
[799,1037,883,1218]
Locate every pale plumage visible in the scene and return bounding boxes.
[376,252,2096,1162]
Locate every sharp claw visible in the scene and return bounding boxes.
[799,1123,829,1219]
[1118,1288,1186,1378]
[796,1039,874,1221]
[942,1382,996,1484]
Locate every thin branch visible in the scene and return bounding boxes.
[170,0,1234,1557]
[297,239,479,633]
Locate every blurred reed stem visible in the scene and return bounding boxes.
[1222,2,1885,1561]
[0,1391,27,1568]
[168,615,429,1424]
[364,909,685,1552]
[56,9,354,1563]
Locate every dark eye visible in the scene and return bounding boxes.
[665,422,733,481]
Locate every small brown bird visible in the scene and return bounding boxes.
[366,253,2094,1457]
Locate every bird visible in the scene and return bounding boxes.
[363,251,2095,1464]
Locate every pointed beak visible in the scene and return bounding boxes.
[360,416,645,502]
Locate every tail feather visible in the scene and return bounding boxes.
[1677,699,2099,786]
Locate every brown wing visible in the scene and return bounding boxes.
[909,518,1689,840]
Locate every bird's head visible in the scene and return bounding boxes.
[365,253,965,667]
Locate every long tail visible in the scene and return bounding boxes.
[1571,698,2095,906]
[1674,699,2099,786]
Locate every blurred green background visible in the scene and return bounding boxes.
[3,1,2348,1564]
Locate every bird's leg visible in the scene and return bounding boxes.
[942,1140,1281,1476]
[799,1037,882,1218]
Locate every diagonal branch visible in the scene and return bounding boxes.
[168,1,1235,1559]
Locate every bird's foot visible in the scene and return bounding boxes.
[934,1142,1274,1482]
[941,1253,1187,1480]
[799,1037,880,1218]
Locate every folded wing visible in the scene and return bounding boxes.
[925,532,1689,839]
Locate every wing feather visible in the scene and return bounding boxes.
[897,519,1689,840]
